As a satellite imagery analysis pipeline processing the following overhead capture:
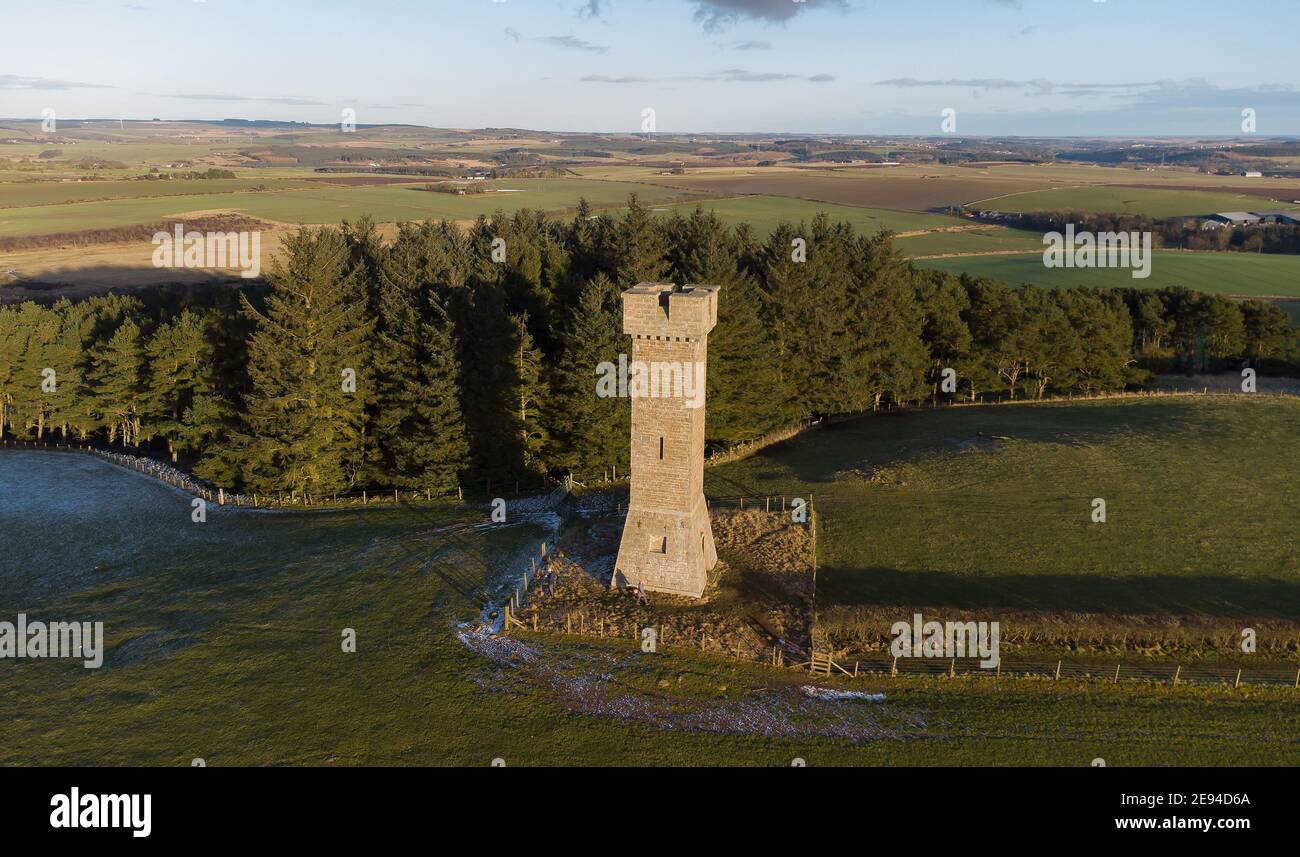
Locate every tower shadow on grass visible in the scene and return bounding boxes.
[818,563,1300,618]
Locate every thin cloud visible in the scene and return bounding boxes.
[875,77,1173,98]
[732,40,772,51]
[164,93,327,106]
[580,75,652,84]
[506,30,609,53]
[0,74,114,91]
[535,35,609,53]
[582,68,832,84]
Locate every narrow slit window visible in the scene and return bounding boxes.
[659,436,664,460]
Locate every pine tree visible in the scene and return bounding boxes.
[2,303,46,439]
[915,270,973,400]
[663,208,796,446]
[511,313,548,474]
[0,305,23,439]
[546,273,629,480]
[613,194,669,286]
[707,276,796,446]
[370,237,469,493]
[88,318,146,445]
[236,228,373,501]
[759,219,849,417]
[43,300,91,440]
[442,279,527,482]
[842,232,929,409]
[144,310,213,461]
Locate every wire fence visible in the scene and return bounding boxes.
[12,437,1297,691]
[810,652,1300,689]
[0,437,564,510]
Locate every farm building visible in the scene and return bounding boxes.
[1201,211,1263,229]
[1254,211,1300,225]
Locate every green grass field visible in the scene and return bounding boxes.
[5,399,1300,765]
[972,185,1300,219]
[0,177,320,209]
[915,251,1300,297]
[0,178,706,235]
[651,195,964,235]
[709,395,1300,632]
[893,226,1045,257]
[5,452,1294,769]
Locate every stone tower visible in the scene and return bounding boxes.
[613,282,719,598]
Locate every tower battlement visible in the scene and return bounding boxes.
[622,282,718,340]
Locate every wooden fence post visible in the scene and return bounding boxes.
[1055,660,1062,681]
[1172,665,1181,686]
[1234,668,1242,689]
[1113,664,1121,683]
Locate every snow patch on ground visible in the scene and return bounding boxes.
[454,624,927,743]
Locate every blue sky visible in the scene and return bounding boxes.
[2,0,1299,135]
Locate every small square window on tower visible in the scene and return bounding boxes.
[648,535,668,554]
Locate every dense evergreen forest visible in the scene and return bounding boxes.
[2,196,1297,501]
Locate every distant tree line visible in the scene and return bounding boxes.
[992,210,1300,255]
[2,196,1297,501]
[139,168,238,181]
[0,215,267,254]
[423,182,486,194]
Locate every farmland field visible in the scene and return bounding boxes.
[893,226,1045,257]
[973,185,1300,218]
[0,177,320,209]
[0,178,708,236]
[916,250,1300,297]
[640,168,1056,212]
[4,446,1298,766]
[709,395,1300,657]
[5,121,1300,320]
[650,195,964,235]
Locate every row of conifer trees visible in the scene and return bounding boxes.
[2,196,1296,501]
